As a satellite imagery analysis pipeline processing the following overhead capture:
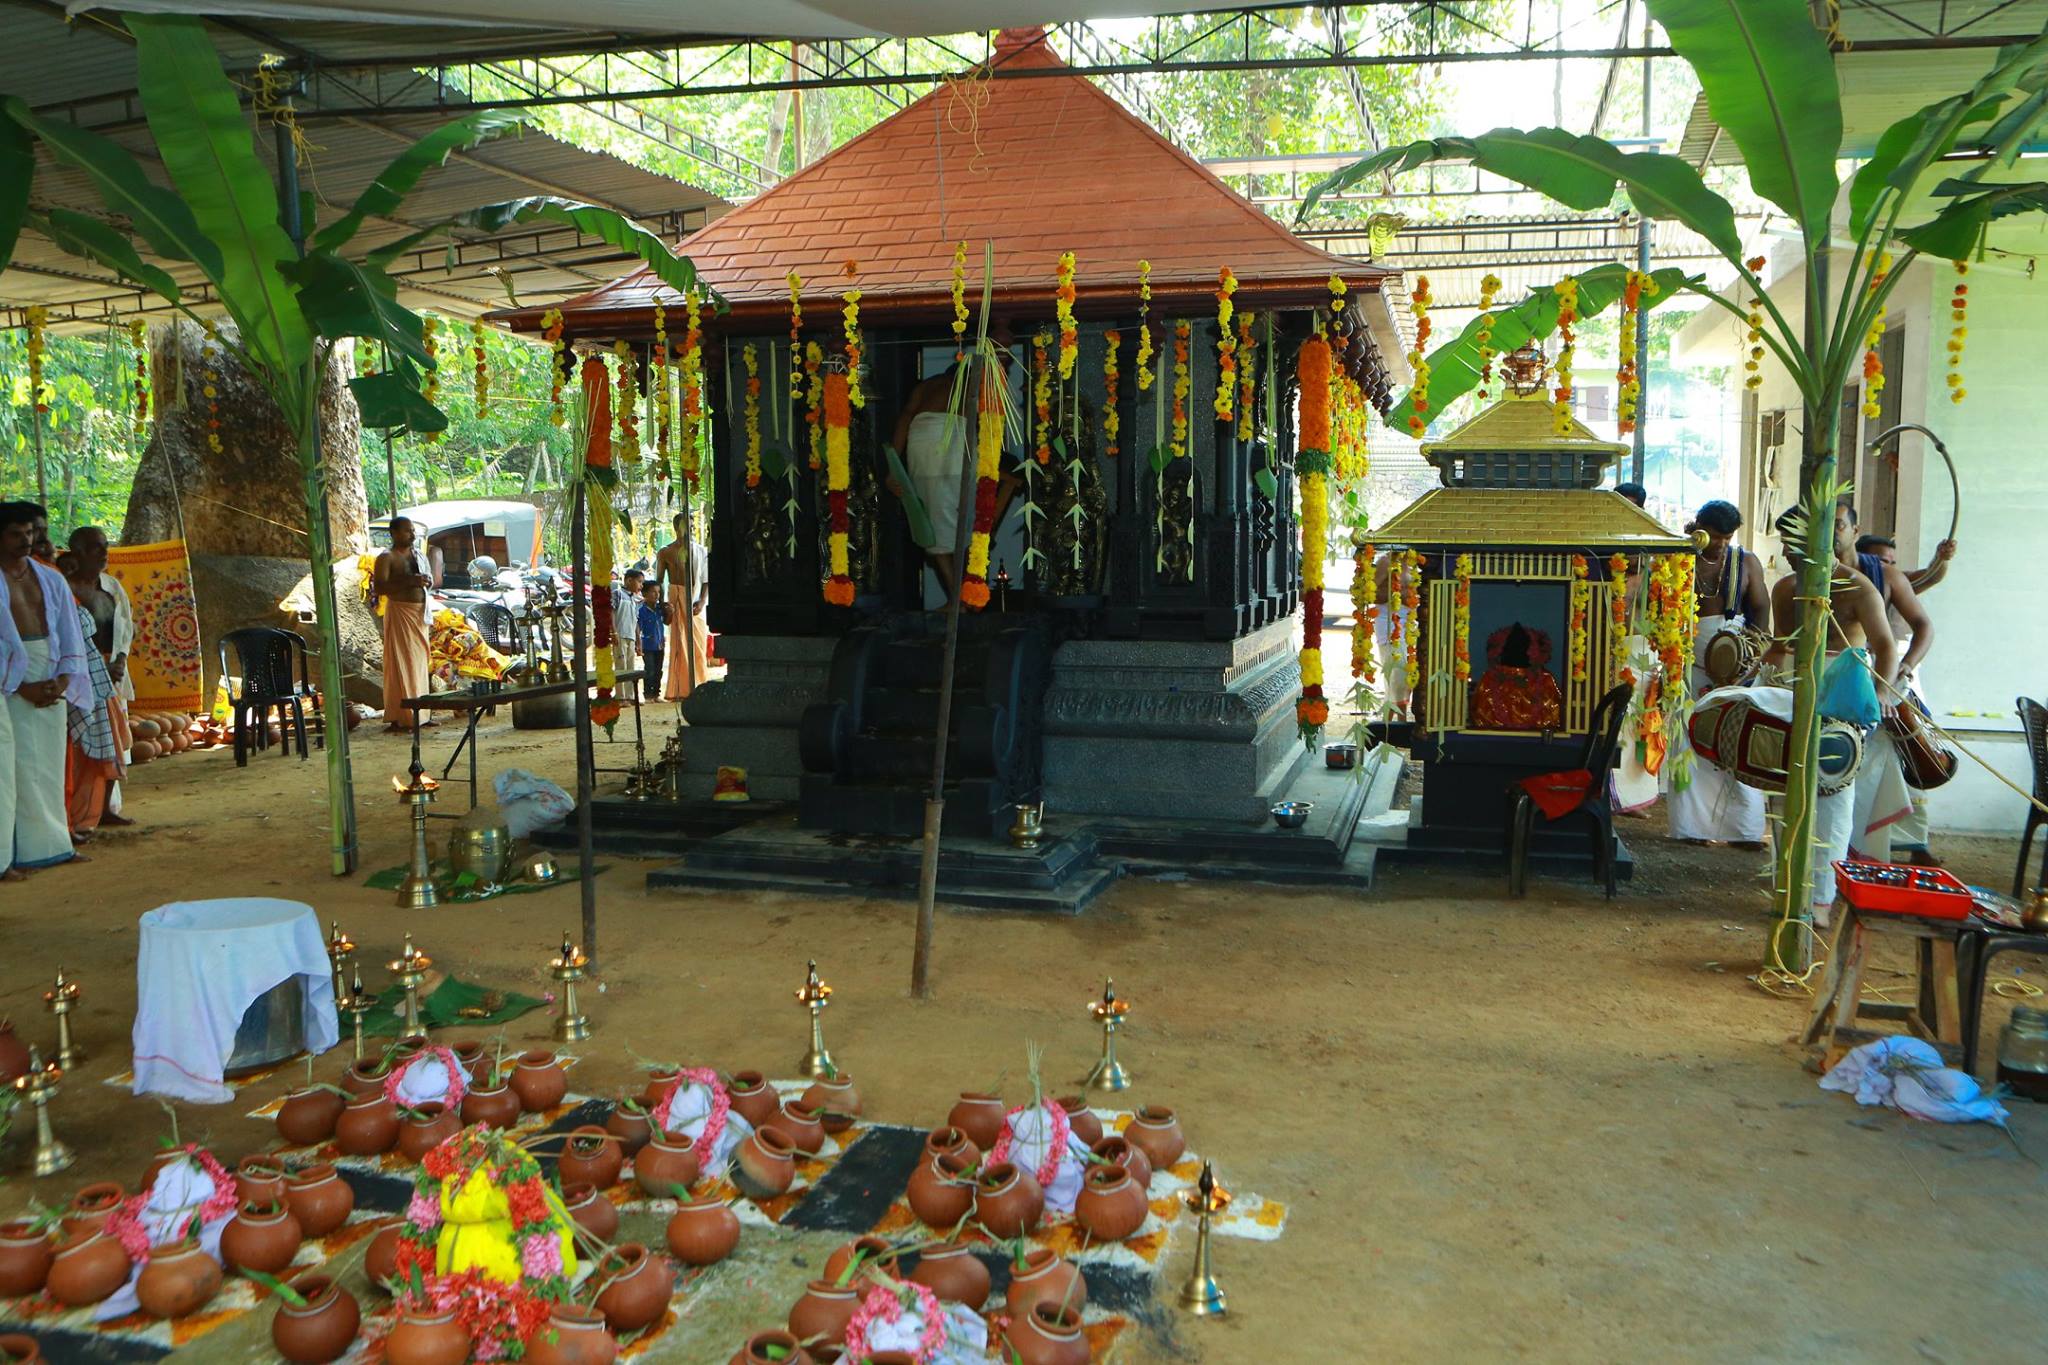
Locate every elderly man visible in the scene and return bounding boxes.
[0,502,92,877]
[372,516,441,729]
[64,529,136,834]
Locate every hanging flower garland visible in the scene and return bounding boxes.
[1236,312,1257,444]
[1453,552,1474,685]
[421,314,440,442]
[1551,276,1578,436]
[1617,271,1654,435]
[652,296,672,461]
[1170,320,1191,460]
[1135,259,1155,392]
[1474,273,1503,401]
[823,369,855,606]
[613,340,641,463]
[470,319,489,419]
[1352,539,1376,687]
[128,318,149,446]
[1214,266,1238,424]
[1296,335,1333,746]
[1741,256,1766,392]
[1327,272,1348,328]
[1406,274,1432,437]
[787,269,804,401]
[1387,552,1408,686]
[540,308,567,426]
[742,342,763,489]
[1609,553,1634,686]
[804,340,824,471]
[950,242,969,361]
[1647,553,1697,715]
[201,319,224,456]
[1401,549,1423,700]
[960,365,1004,610]
[1054,251,1078,380]
[1032,330,1054,466]
[1568,554,1591,683]
[1946,260,1968,404]
[1102,329,1121,459]
[24,306,48,418]
[842,262,865,409]
[678,288,704,484]
[1862,252,1892,421]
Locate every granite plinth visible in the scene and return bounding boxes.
[675,635,838,800]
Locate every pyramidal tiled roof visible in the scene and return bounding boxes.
[507,28,1393,336]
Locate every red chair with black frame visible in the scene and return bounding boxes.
[1507,683,1634,899]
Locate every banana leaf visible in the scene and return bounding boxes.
[312,109,528,254]
[351,370,449,436]
[282,252,430,370]
[31,209,183,300]
[885,446,937,549]
[1847,95,2002,239]
[1899,179,2048,258]
[0,113,28,272]
[372,196,712,307]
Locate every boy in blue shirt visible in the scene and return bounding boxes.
[637,581,669,700]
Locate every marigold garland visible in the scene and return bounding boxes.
[1236,312,1256,443]
[1647,552,1697,729]
[613,339,641,463]
[960,365,1004,610]
[678,288,704,483]
[1946,260,1968,404]
[1296,335,1333,745]
[421,314,440,442]
[1406,274,1433,437]
[1609,552,1634,686]
[950,241,969,360]
[1401,549,1423,699]
[786,269,804,400]
[201,319,224,455]
[1135,260,1155,391]
[128,318,149,445]
[1102,329,1121,458]
[1214,266,1238,423]
[1568,554,1591,683]
[1862,253,1891,421]
[823,370,855,605]
[1453,552,1474,684]
[470,319,489,419]
[1551,277,1578,436]
[1352,539,1377,687]
[652,295,672,460]
[1170,320,1191,459]
[1617,271,1654,435]
[1387,551,1409,693]
[803,340,824,470]
[540,307,567,425]
[1032,330,1054,466]
[742,342,762,489]
[1054,251,1078,380]
[1474,273,1503,400]
[841,283,865,409]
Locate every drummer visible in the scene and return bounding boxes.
[1848,526,1943,866]
[1668,500,1772,851]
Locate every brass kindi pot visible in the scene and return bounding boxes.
[446,824,515,884]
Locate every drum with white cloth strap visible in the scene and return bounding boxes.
[1688,685,1864,796]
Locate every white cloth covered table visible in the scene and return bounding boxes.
[132,898,339,1103]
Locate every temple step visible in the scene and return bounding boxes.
[799,774,1010,838]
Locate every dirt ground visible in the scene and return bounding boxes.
[4,712,2044,1363]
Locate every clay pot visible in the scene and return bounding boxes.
[398,1103,463,1164]
[764,1100,824,1158]
[234,1155,287,1208]
[1125,1105,1186,1170]
[1004,1302,1089,1365]
[632,1131,701,1200]
[363,1225,404,1290]
[45,1228,130,1307]
[0,1021,27,1085]
[450,1041,487,1083]
[391,1038,426,1062]
[592,1244,674,1334]
[923,1126,979,1169]
[785,1280,860,1349]
[1074,1164,1149,1242]
[524,1302,618,1365]
[557,1125,624,1190]
[1091,1134,1152,1191]
[460,1082,522,1131]
[340,1061,388,1097]
[277,1088,347,1146]
[271,1274,361,1364]
[1056,1096,1103,1148]
[730,1331,813,1365]
[666,1196,740,1266]
[799,1075,861,1134]
[905,1152,975,1229]
[640,1068,680,1108]
[284,1163,355,1238]
[1005,1247,1086,1321]
[562,1184,620,1245]
[221,1201,303,1275]
[605,1104,653,1156]
[909,1241,990,1307]
[384,1306,470,1365]
[63,1181,125,1236]
[972,1162,1043,1239]
[0,1333,41,1363]
[334,1093,399,1156]
[0,1221,54,1297]
[731,1127,797,1201]
[946,1093,1006,1151]
[134,1241,222,1320]
[821,1235,891,1286]
[726,1071,779,1129]
[510,1050,568,1112]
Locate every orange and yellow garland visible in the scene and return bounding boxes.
[541,307,567,426]
[1742,256,1766,392]
[1296,335,1333,744]
[960,364,1005,610]
[1102,329,1121,459]
[1568,554,1591,683]
[471,319,489,420]
[1406,274,1432,437]
[128,318,149,446]
[200,319,223,454]
[841,265,864,410]
[803,340,824,471]
[1235,312,1256,443]
[678,289,704,483]
[613,339,640,463]
[1055,252,1078,380]
[787,270,804,400]
[1617,271,1653,435]
[1946,260,1968,404]
[652,296,671,461]
[1861,253,1891,421]
[1452,552,1473,684]
[1551,276,1578,436]
[950,242,969,360]
[1352,539,1377,688]
[742,342,762,489]
[822,371,854,606]
[1170,320,1191,460]
[1134,260,1154,391]
[1214,267,1237,424]
[1474,273,1502,401]
[1609,553,1633,686]
[1647,553,1697,741]
[1032,330,1053,466]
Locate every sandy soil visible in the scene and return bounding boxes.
[3,713,2042,1363]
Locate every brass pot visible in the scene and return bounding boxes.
[2023,889,2048,934]
[446,825,514,884]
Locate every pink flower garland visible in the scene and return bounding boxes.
[652,1066,731,1167]
[988,1101,1071,1190]
[405,1190,443,1231]
[109,1146,238,1263]
[842,1279,947,1364]
[383,1045,469,1109]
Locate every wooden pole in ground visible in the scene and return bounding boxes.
[912,354,986,999]
[570,476,598,967]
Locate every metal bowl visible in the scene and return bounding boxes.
[522,853,561,885]
[448,824,516,884]
[1271,801,1314,830]
[1324,742,1359,770]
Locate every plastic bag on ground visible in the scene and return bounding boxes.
[494,768,574,837]
[1820,1036,2008,1124]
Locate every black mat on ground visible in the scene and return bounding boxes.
[779,1123,928,1233]
[337,1163,420,1216]
[7,1327,169,1363]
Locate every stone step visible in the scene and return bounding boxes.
[799,774,1009,838]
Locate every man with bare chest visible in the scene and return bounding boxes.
[1670,500,1774,849]
[0,502,92,879]
[372,517,441,729]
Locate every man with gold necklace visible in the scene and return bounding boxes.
[0,501,92,879]
[1669,500,1773,850]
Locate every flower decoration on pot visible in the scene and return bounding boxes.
[842,1276,988,1364]
[383,1044,470,1113]
[1295,334,1333,746]
[822,369,855,606]
[105,1143,239,1265]
[1101,329,1121,459]
[743,342,763,490]
[1053,251,1078,380]
[1134,259,1154,391]
[1213,266,1237,424]
[648,1066,747,1176]
[986,1043,1090,1214]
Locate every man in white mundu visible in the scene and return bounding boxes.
[0,501,92,879]
[1668,501,1772,848]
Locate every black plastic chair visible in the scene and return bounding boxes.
[219,627,312,766]
[466,601,524,658]
[1507,683,1634,899]
[2015,697,2048,899]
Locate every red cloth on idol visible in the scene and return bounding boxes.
[1519,769,1594,820]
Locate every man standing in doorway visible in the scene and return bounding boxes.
[1669,499,1773,850]
[655,511,709,702]
[373,516,441,730]
[0,502,92,878]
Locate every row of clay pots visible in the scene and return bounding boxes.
[279,1047,572,1151]
[272,1274,362,1364]
[378,1301,618,1365]
[775,1246,1087,1363]
[944,1091,1184,1171]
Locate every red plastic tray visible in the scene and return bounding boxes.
[1833,859,1975,920]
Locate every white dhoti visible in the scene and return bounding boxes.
[1848,727,1914,863]
[8,638,76,871]
[906,410,968,553]
[1612,634,1660,813]
[1667,615,1766,844]
[1372,602,1414,716]
[1810,783,1858,924]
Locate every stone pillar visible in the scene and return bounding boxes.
[677,635,838,799]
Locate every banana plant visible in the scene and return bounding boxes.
[0,13,707,876]
[1303,0,2048,969]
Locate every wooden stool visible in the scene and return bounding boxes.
[1799,903,1965,1069]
